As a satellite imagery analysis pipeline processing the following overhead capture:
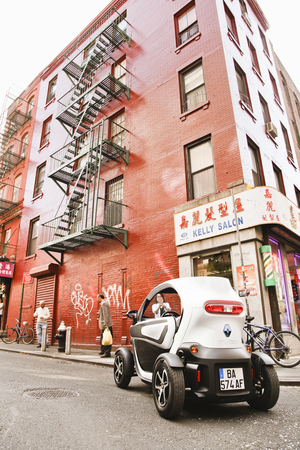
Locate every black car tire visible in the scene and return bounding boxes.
[114,351,132,389]
[247,365,279,410]
[153,357,185,419]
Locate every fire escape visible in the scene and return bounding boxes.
[39,18,130,265]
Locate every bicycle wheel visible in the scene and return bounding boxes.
[269,331,300,368]
[22,328,34,344]
[252,330,269,352]
[1,328,18,343]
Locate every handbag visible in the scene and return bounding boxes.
[102,328,112,346]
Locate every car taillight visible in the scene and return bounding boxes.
[205,302,244,314]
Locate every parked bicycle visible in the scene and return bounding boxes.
[0,319,34,344]
[244,316,300,368]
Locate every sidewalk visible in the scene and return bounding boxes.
[0,341,300,386]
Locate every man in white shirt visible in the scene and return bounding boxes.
[33,301,50,347]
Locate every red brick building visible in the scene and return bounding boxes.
[2,0,300,346]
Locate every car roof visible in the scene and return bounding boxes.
[147,277,243,309]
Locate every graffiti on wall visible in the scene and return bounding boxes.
[102,283,130,311]
[71,283,94,327]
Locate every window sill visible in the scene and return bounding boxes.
[44,97,56,110]
[274,96,284,113]
[252,65,264,85]
[263,49,273,65]
[179,100,210,121]
[31,193,44,203]
[287,156,297,170]
[175,32,201,54]
[227,30,243,56]
[239,100,256,122]
[265,131,278,148]
[38,141,50,152]
[25,254,37,261]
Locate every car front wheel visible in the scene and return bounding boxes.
[153,358,185,419]
[114,351,132,389]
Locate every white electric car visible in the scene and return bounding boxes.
[113,277,280,419]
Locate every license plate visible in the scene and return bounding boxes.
[219,368,244,390]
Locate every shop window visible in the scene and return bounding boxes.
[185,137,216,200]
[224,2,239,44]
[40,116,52,147]
[180,60,206,112]
[110,111,125,148]
[269,71,281,105]
[272,163,285,195]
[20,133,28,157]
[105,176,123,227]
[34,163,46,198]
[281,123,294,162]
[194,251,233,285]
[27,96,34,117]
[27,217,39,256]
[247,38,261,75]
[12,174,22,202]
[113,57,126,85]
[175,2,198,47]
[259,28,270,57]
[46,76,57,104]
[248,138,264,187]
[2,229,11,255]
[235,61,252,110]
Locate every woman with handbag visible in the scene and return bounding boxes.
[97,293,113,358]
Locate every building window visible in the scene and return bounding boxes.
[224,2,239,44]
[34,163,46,198]
[0,186,6,200]
[281,123,294,161]
[110,111,125,148]
[175,2,198,47]
[20,133,28,157]
[272,163,285,195]
[185,137,216,200]
[27,97,34,116]
[239,0,247,14]
[269,72,281,104]
[259,28,270,57]
[2,228,11,255]
[27,218,39,256]
[83,40,95,63]
[294,93,300,119]
[247,38,261,75]
[46,76,57,104]
[259,94,270,124]
[235,62,252,110]
[40,116,52,147]
[248,138,264,187]
[180,60,206,112]
[113,58,126,85]
[12,175,22,203]
[105,176,123,227]
[294,186,300,208]
[115,11,127,33]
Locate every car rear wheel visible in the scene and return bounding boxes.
[153,358,185,419]
[247,365,279,410]
[114,352,132,389]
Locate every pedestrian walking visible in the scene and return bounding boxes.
[97,293,113,358]
[33,301,50,347]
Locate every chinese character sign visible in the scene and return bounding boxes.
[0,262,15,279]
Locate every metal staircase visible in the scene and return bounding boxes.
[39,16,131,264]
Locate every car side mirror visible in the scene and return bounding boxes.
[127,310,138,324]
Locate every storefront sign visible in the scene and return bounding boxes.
[0,262,15,278]
[175,187,300,246]
[236,264,257,297]
[23,272,33,284]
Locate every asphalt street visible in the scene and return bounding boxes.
[0,351,299,450]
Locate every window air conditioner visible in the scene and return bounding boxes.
[242,12,251,27]
[265,122,278,138]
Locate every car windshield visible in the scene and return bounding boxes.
[143,291,182,319]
